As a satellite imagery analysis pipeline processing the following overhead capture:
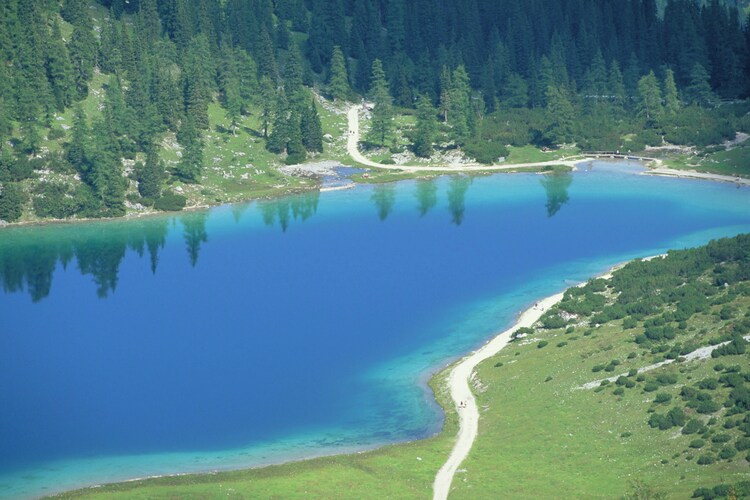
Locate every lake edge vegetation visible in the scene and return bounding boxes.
[1,0,750,225]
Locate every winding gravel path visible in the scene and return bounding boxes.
[432,292,565,500]
[346,105,581,172]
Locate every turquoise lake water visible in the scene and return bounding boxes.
[1,162,750,498]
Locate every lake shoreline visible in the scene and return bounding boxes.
[50,260,639,499]
[5,158,748,232]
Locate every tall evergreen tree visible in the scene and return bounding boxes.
[449,65,472,145]
[300,98,323,153]
[637,70,663,125]
[545,85,576,145]
[367,59,394,147]
[412,95,437,158]
[176,116,204,183]
[68,23,97,99]
[685,63,717,107]
[46,20,76,112]
[663,68,681,115]
[137,148,166,199]
[328,46,350,101]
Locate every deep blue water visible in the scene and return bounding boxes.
[1,162,750,498]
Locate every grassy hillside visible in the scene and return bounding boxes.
[54,235,750,499]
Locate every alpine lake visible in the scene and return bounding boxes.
[2,161,750,499]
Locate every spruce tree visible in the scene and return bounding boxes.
[685,63,716,107]
[46,20,76,112]
[176,117,204,183]
[67,106,91,173]
[663,68,680,115]
[367,59,393,147]
[68,23,97,99]
[412,95,437,158]
[137,148,166,199]
[328,46,350,101]
[267,88,291,153]
[449,65,472,145]
[544,85,576,145]
[637,71,663,125]
[258,76,275,139]
[300,98,323,153]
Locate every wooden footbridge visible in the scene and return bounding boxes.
[581,151,660,163]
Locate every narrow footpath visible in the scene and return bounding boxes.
[432,292,565,500]
[346,105,750,187]
[346,105,581,172]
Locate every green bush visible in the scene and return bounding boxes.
[613,387,625,396]
[154,193,187,212]
[689,439,706,448]
[537,340,549,349]
[682,419,704,435]
[735,437,750,451]
[655,392,672,404]
[463,139,509,165]
[711,433,731,444]
[592,364,605,373]
[697,454,716,465]
[719,446,737,460]
[643,382,659,392]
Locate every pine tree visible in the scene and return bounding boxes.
[637,70,663,125]
[663,68,680,115]
[300,98,323,153]
[449,65,472,145]
[608,60,627,108]
[503,73,528,108]
[46,20,76,112]
[545,85,576,145]
[258,76,275,139]
[284,111,306,164]
[685,63,716,107]
[367,59,394,147]
[438,66,452,122]
[137,148,166,199]
[68,23,97,99]
[176,117,204,183]
[267,88,291,153]
[412,95,437,158]
[67,105,91,173]
[89,117,127,216]
[328,46,350,101]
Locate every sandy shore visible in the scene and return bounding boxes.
[644,167,750,187]
[432,291,565,500]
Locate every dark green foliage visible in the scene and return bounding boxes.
[137,149,166,200]
[0,182,27,222]
[655,393,672,404]
[690,439,706,448]
[175,118,204,183]
[537,340,549,349]
[411,95,437,158]
[1,0,748,223]
[683,419,706,435]
[648,407,686,430]
[712,335,748,358]
[712,433,732,443]
[154,193,187,211]
[300,98,323,153]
